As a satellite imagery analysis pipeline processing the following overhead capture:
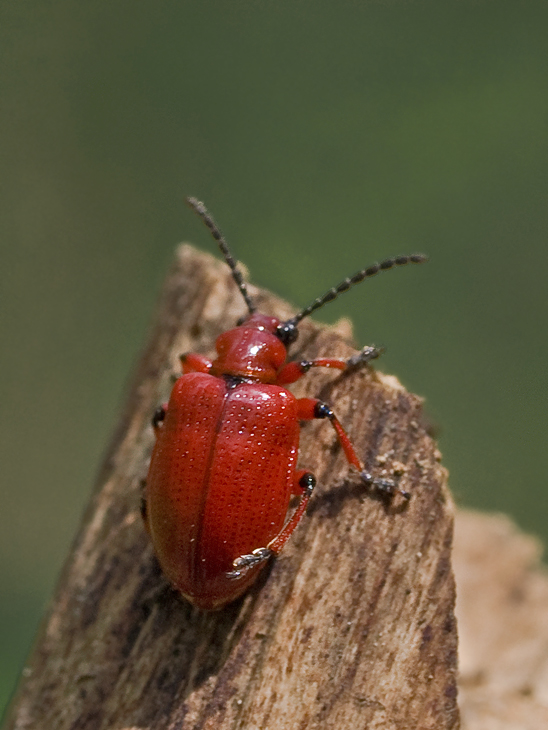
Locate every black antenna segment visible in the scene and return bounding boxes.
[285,253,428,328]
[186,196,256,315]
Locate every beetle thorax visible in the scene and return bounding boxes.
[211,315,287,382]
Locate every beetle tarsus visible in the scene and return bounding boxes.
[346,345,385,368]
[361,471,411,501]
[226,547,274,579]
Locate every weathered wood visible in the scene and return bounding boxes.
[455,510,548,730]
[4,245,459,730]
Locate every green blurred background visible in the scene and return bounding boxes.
[1,0,547,716]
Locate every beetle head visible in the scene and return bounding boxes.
[235,313,299,348]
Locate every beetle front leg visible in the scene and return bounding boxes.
[226,470,316,579]
[276,345,383,385]
[346,344,385,368]
[179,352,214,374]
[298,397,410,501]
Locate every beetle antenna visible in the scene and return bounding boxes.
[285,254,428,328]
[186,197,256,315]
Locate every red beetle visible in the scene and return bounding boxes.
[142,198,426,609]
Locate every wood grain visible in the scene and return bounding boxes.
[4,245,459,730]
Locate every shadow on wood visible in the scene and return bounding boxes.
[4,245,459,730]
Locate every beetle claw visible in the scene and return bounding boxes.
[226,547,273,580]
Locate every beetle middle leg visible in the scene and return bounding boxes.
[297,397,410,501]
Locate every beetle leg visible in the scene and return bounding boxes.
[226,547,273,579]
[226,471,316,579]
[152,403,168,433]
[276,346,383,385]
[290,467,311,495]
[297,398,363,468]
[346,345,385,368]
[180,352,213,374]
[297,397,410,501]
[360,471,410,501]
[266,471,316,553]
[139,479,151,535]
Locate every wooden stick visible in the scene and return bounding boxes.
[4,245,459,730]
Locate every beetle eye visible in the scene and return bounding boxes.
[275,322,298,346]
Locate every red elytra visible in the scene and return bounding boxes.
[142,198,427,609]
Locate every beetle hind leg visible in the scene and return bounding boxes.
[226,470,316,580]
[226,547,273,579]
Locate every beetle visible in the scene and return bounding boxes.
[142,197,427,609]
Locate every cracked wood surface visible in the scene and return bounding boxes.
[4,245,459,730]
